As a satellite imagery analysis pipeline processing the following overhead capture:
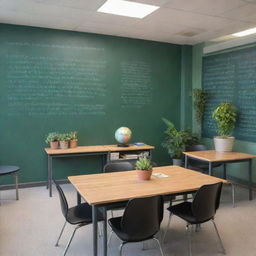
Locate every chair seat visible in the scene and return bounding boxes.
[108,217,154,242]
[0,166,20,176]
[67,203,104,225]
[168,202,212,225]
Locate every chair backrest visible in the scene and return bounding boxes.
[186,144,207,152]
[121,196,163,241]
[103,161,133,173]
[53,180,69,219]
[192,182,223,222]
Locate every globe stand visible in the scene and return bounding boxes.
[117,143,129,147]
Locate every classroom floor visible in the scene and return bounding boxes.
[0,184,256,256]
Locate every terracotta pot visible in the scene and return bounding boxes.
[50,141,59,149]
[136,169,152,181]
[59,140,69,149]
[70,139,78,148]
[214,136,234,152]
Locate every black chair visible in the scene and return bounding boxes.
[185,145,222,173]
[103,161,134,214]
[53,180,104,256]
[0,166,20,200]
[103,161,134,173]
[163,182,225,256]
[108,195,165,256]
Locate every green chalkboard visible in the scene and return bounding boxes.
[0,24,182,184]
[202,46,256,142]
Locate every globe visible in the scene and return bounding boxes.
[115,127,132,146]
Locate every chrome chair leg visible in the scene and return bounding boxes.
[108,230,113,245]
[163,213,172,243]
[14,173,19,200]
[63,224,83,256]
[55,221,67,246]
[119,242,127,256]
[211,220,226,254]
[153,237,165,256]
[186,224,192,256]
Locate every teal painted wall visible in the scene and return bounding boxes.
[0,23,183,185]
[192,42,256,184]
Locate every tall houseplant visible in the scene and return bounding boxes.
[212,102,237,152]
[162,118,199,166]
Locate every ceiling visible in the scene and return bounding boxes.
[0,0,256,45]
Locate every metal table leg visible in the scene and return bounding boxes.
[77,192,81,205]
[223,163,227,179]
[14,173,19,200]
[92,205,98,256]
[249,159,252,200]
[103,207,108,256]
[185,155,188,168]
[209,162,213,176]
[48,155,53,197]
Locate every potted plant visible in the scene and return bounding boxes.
[45,132,59,149]
[162,118,199,166]
[212,102,237,152]
[69,131,78,148]
[193,89,207,127]
[59,133,71,149]
[135,157,153,181]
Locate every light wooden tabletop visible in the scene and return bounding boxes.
[183,150,256,162]
[45,144,154,155]
[68,166,228,205]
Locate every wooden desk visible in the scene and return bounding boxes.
[69,166,228,256]
[183,150,256,200]
[45,144,154,197]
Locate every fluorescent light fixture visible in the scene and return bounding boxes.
[97,0,159,18]
[232,27,256,37]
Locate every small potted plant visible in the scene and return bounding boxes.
[69,131,78,148]
[193,89,207,127]
[59,133,71,149]
[212,102,237,152]
[45,132,59,149]
[135,157,153,181]
[162,118,199,166]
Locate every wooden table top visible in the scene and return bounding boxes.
[45,144,154,155]
[183,150,256,162]
[68,166,228,205]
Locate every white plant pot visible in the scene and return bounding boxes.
[214,136,235,152]
[59,141,69,149]
[172,158,182,166]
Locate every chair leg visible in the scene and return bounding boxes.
[186,224,192,256]
[14,173,19,200]
[163,213,172,243]
[153,237,165,256]
[108,230,113,245]
[211,220,226,254]
[63,224,83,256]
[55,221,67,246]
[119,242,127,256]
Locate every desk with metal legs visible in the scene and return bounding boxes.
[183,150,256,200]
[45,144,154,197]
[69,166,228,256]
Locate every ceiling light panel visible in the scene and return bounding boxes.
[97,0,159,18]
[232,27,256,37]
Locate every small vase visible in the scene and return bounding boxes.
[172,158,182,166]
[50,141,59,149]
[59,141,69,149]
[70,139,78,148]
[136,170,152,181]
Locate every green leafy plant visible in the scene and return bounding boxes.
[193,89,207,123]
[135,157,152,171]
[161,118,199,159]
[59,133,71,141]
[212,102,237,137]
[45,132,59,144]
[70,131,78,140]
